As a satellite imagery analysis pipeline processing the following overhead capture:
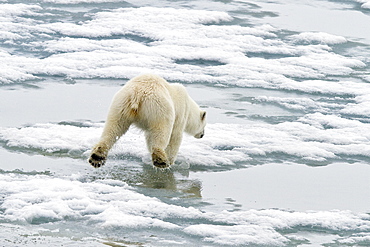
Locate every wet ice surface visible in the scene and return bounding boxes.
[1,0,370,246]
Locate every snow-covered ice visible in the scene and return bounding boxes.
[1,172,370,246]
[354,0,370,9]
[1,113,370,165]
[1,0,370,246]
[0,5,366,86]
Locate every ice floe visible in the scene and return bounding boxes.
[0,5,366,88]
[354,0,370,9]
[289,32,348,45]
[42,0,127,3]
[1,113,370,166]
[1,1,370,246]
[0,3,42,18]
[1,172,370,246]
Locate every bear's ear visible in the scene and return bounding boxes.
[201,111,206,121]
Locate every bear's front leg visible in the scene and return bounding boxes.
[152,148,169,168]
[145,125,172,169]
[165,126,184,166]
[89,145,108,168]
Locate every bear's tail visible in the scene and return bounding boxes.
[128,94,140,117]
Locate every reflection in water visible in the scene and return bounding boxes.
[88,161,202,198]
[142,166,177,190]
[140,165,202,198]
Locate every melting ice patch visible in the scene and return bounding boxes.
[354,0,370,9]
[0,5,366,87]
[1,172,370,246]
[42,0,127,3]
[1,113,370,166]
[0,122,249,167]
[0,175,186,229]
[289,32,347,45]
[1,1,370,246]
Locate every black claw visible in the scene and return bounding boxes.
[153,160,169,168]
[88,153,106,168]
[92,162,102,168]
[91,153,105,161]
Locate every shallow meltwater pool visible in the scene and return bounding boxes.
[192,163,370,212]
[1,0,370,246]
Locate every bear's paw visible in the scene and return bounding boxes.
[152,148,170,168]
[89,146,107,168]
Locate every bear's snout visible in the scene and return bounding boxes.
[195,130,204,139]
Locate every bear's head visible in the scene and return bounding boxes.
[194,111,206,139]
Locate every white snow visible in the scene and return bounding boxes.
[338,233,370,245]
[0,122,249,166]
[1,172,369,246]
[289,32,347,45]
[1,113,370,165]
[0,4,42,18]
[1,1,370,246]
[354,0,370,9]
[0,6,365,88]
[184,224,289,246]
[42,0,127,3]
[0,174,193,228]
[363,2,370,8]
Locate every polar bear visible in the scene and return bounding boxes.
[88,74,206,168]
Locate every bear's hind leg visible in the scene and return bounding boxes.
[89,113,132,168]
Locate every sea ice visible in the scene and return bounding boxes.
[1,172,370,246]
[289,32,347,45]
[1,114,370,166]
[0,6,365,89]
[354,0,370,9]
[1,1,370,246]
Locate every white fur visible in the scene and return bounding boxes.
[89,74,206,168]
